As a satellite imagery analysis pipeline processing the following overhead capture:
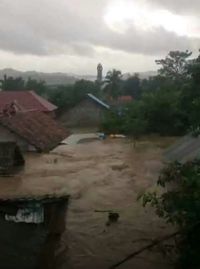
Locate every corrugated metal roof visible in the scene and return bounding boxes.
[164,134,200,163]
[87,93,110,109]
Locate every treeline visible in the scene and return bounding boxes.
[0,69,141,112]
[102,50,200,138]
[1,50,200,138]
[0,75,47,95]
[0,75,101,112]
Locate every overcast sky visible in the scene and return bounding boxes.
[0,0,199,75]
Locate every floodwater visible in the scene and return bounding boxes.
[0,138,175,269]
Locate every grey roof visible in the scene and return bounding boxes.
[164,134,200,163]
[87,93,110,109]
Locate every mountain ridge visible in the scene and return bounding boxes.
[0,68,157,85]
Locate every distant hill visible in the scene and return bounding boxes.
[122,71,157,80]
[0,68,157,86]
[0,68,78,86]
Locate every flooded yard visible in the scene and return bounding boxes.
[0,137,175,269]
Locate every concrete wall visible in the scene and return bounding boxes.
[0,125,36,152]
[0,198,69,269]
[59,98,106,128]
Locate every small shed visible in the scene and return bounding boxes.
[0,195,69,269]
[59,93,110,128]
[0,142,25,175]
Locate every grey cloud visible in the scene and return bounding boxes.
[0,0,199,57]
[104,27,197,55]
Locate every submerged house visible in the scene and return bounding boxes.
[165,133,200,163]
[59,93,110,128]
[0,142,25,175]
[109,95,133,107]
[0,195,69,269]
[0,97,70,268]
[0,91,57,117]
[0,109,69,152]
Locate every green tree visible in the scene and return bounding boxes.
[48,79,100,112]
[180,51,200,130]
[124,102,147,146]
[156,50,192,81]
[187,51,200,84]
[104,69,122,99]
[101,50,200,138]
[1,75,25,91]
[141,160,200,269]
[73,79,100,101]
[48,85,74,111]
[101,109,125,134]
[142,88,186,135]
[25,78,47,96]
[122,73,141,99]
[141,75,174,93]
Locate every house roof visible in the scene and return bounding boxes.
[87,93,110,109]
[118,96,133,103]
[164,134,200,163]
[0,111,69,152]
[0,195,69,204]
[0,91,57,112]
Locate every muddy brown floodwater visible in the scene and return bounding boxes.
[0,137,176,269]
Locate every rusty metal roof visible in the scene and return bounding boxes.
[0,111,69,152]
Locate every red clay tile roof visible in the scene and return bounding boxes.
[0,111,69,152]
[117,96,133,103]
[0,91,57,112]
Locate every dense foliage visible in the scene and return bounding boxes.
[0,75,47,96]
[47,79,100,112]
[104,69,122,99]
[102,50,200,138]
[141,160,200,269]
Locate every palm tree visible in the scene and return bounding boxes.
[104,69,122,99]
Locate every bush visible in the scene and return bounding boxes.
[141,160,200,268]
[101,110,126,134]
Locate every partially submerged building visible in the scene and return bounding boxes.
[59,93,110,128]
[0,96,70,268]
[0,142,25,175]
[109,95,133,107]
[0,110,69,152]
[164,134,200,163]
[0,195,69,269]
